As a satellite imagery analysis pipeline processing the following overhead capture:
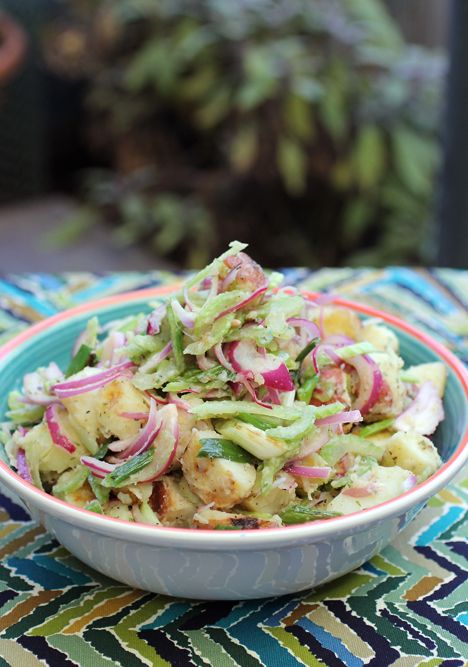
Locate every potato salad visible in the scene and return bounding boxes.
[2,243,445,529]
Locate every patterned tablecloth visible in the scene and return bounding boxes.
[0,268,467,667]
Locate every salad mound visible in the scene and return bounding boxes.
[2,243,445,529]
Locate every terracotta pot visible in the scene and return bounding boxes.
[0,12,27,85]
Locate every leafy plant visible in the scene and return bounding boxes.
[50,0,446,267]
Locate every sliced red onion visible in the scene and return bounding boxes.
[226,340,294,392]
[183,286,199,313]
[215,283,268,321]
[115,398,162,460]
[167,393,191,411]
[342,486,373,498]
[403,473,418,491]
[196,354,217,371]
[16,448,33,483]
[235,372,273,409]
[81,456,118,478]
[394,381,444,436]
[171,299,196,329]
[45,404,77,454]
[53,361,135,399]
[323,334,354,346]
[214,343,235,374]
[100,331,127,367]
[119,411,148,420]
[285,464,331,479]
[147,304,167,335]
[151,394,169,405]
[311,344,343,373]
[132,404,180,483]
[287,318,321,340]
[220,265,241,291]
[315,410,362,427]
[266,387,282,405]
[139,342,173,374]
[293,427,330,460]
[348,354,383,415]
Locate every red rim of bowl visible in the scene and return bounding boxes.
[0,285,467,545]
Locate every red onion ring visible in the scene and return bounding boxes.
[45,404,77,454]
[171,300,196,329]
[147,304,166,335]
[81,456,117,479]
[16,448,33,483]
[214,343,235,373]
[284,465,331,479]
[53,361,135,399]
[315,410,362,427]
[215,283,268,321]
[114,398,162,460]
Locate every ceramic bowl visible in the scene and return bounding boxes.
[0,287,467,600]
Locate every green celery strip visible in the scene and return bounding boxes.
[167,303,185,372]
[359,418,394,438]
[265,406,316,442]
[184,241,247,289]
[190,400,302,421]
[53,466,89,496]
[88,474,110,505]
[297,374,319,404]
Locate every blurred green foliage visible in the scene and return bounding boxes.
[58,0,445,267]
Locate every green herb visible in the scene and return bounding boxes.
[84,499,103,514]
[237,413,281,430]
[297,374,319,404]
[198,438,257,464]
[214,524,244,530]
[295,338,318,364]
[101,450,154,488]
[88,474,110,505]
[359,418,394,438]
[280,503,341,525]
[66,344,94,377]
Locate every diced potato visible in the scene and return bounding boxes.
[381,431,441,482]
[403,363,447,398]
[314,307,362,340]
[107,501,133,521]
[328,465,414,514]
[361,430,394,449]
[312,367,352,408]
[181,429,256,509]
[22,421,84,488]
[149,475,199,526]
[97,378,149,440]
[192,508,280,530]
[63,482,95,508]
[62,374,149,445]
[241,473,296,513]
[359,323,399,353]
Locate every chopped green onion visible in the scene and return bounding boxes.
[101,450,154,488]
[296,339,318,364]
[359,418,394,438]
[280,503,341,525]
[66,344,94,377]
[198,438,257,464]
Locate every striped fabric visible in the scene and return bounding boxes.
[0,268,467,667]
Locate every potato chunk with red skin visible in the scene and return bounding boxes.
[223,252,267,292]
